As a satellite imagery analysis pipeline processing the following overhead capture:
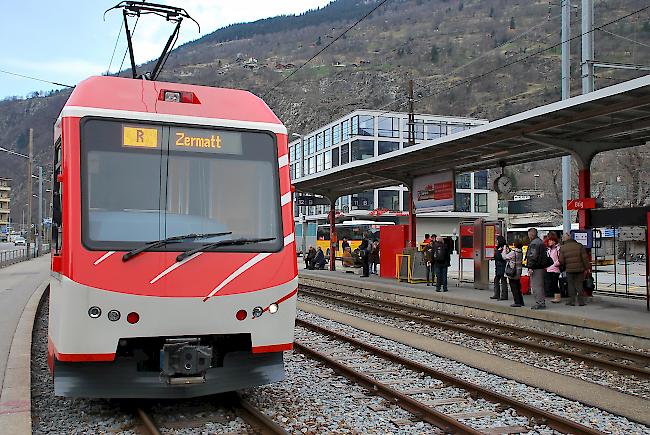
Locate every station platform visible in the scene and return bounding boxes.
[298,265,650,349]
[0,255,50,433]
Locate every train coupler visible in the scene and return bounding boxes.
[160,338,212,383]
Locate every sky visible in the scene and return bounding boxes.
[0,0,332,99]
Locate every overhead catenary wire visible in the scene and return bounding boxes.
[262,0,392,99]
[410,4,650,107]
[373,4,650,117]
[0,69,74,89]
[374,10,565,115]
[596,27,650,50]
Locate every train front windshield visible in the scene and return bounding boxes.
[80,119,283,252]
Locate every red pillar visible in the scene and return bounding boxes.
[329,202,337,271]
[578,168,591,229]
[408,190,416,247]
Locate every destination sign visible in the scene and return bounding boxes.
[170,127,243,155]
[122,125,160,148]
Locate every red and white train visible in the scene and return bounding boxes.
[49,76,297,398]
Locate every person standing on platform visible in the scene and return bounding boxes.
[341,237,350,253]
[526,227,547,310]
[545,232,562,303]
[432,236,450,292]
[491,235,509,301]
[314,247,326,270]
[423,239,435,286]
[371,240,380,274]
[504,239,525,307]
[359,233,371,277]
[559,233,589,306]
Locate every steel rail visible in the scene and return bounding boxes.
[235,394,290,435]
[293,341,482,434]
[297,318,605,435]
[136,408,162,435]
[299,285,650,378]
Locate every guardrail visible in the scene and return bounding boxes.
[0,244,51,269]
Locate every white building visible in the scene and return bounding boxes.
[288,110,500,238]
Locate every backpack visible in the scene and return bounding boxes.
[539,247,553,269]
[433,243,445,262]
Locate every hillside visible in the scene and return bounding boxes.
[1,0,649,222]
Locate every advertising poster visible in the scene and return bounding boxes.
[413,171,455,213]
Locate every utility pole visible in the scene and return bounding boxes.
[38,166,43,255]
[407,80,415,146]
[27,128,33,258]
[407,80,417,247]
[581,0,595,93]
[561,0,572,235]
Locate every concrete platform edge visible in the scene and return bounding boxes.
[298,300,650,427]
[299,273,650,349]
[0,280,49,435]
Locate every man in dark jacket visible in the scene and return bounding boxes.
[525,228,546,310]
[432,236,451,292]
[314,247,326,270]
[559,233,590,306]
[358,233,371,277]
[491,235,508,300]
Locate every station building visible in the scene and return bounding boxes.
[288,110,501,238]
[0,177,10,232]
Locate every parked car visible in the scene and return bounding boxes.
[14,237,26,246]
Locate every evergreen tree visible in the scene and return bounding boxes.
[509,16,516,30]
[430,45,440,63]
[489,7,494,18]
[316,36,322,46]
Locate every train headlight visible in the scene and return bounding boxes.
[268,303,279,314]
[252,306,264,318]
[107,310,121,322]
[88,306,102,319]
[163,91,181,102]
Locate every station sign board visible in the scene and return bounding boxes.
[567,198,599,210]
[571,230,593,248]
[413,171,454,213]
[351,197,370,208]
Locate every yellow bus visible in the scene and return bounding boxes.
[316,220,395,256]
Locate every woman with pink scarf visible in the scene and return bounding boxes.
[545,232,562,303]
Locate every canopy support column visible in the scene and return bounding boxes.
[328,201,337,271]
[408,185,416,248]
[578,168,591,230]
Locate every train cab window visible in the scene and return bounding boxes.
[80,119,282,252]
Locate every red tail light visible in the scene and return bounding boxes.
[236,310,247,321]
[127,312,140,324]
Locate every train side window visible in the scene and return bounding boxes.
[52,139,63,254]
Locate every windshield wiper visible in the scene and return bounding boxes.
[122,232,232,262]
[176,237,275,262]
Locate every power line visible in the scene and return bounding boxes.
[262,0,391,98]
[597,27,650,49]
[0,69,74,89]
[409,4,650,110]
[374,11,565,115]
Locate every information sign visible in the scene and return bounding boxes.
[571,230,593,248]
[413,171,454,212]
[295,196,330,207]
[567,198,597,210]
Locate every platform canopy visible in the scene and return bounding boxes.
[293,75,650,199]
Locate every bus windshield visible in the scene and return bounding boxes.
[81,119,282,252]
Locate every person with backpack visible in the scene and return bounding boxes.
[559,233,590,306]
[526,227,552,310]
[432,236,450,292]
[504,239,524,307]
[490,235,509,301]
[423,239,435,286]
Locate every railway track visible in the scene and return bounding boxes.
[296,317,605,435]
[135,393,288,435]
[299,285,650,379]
